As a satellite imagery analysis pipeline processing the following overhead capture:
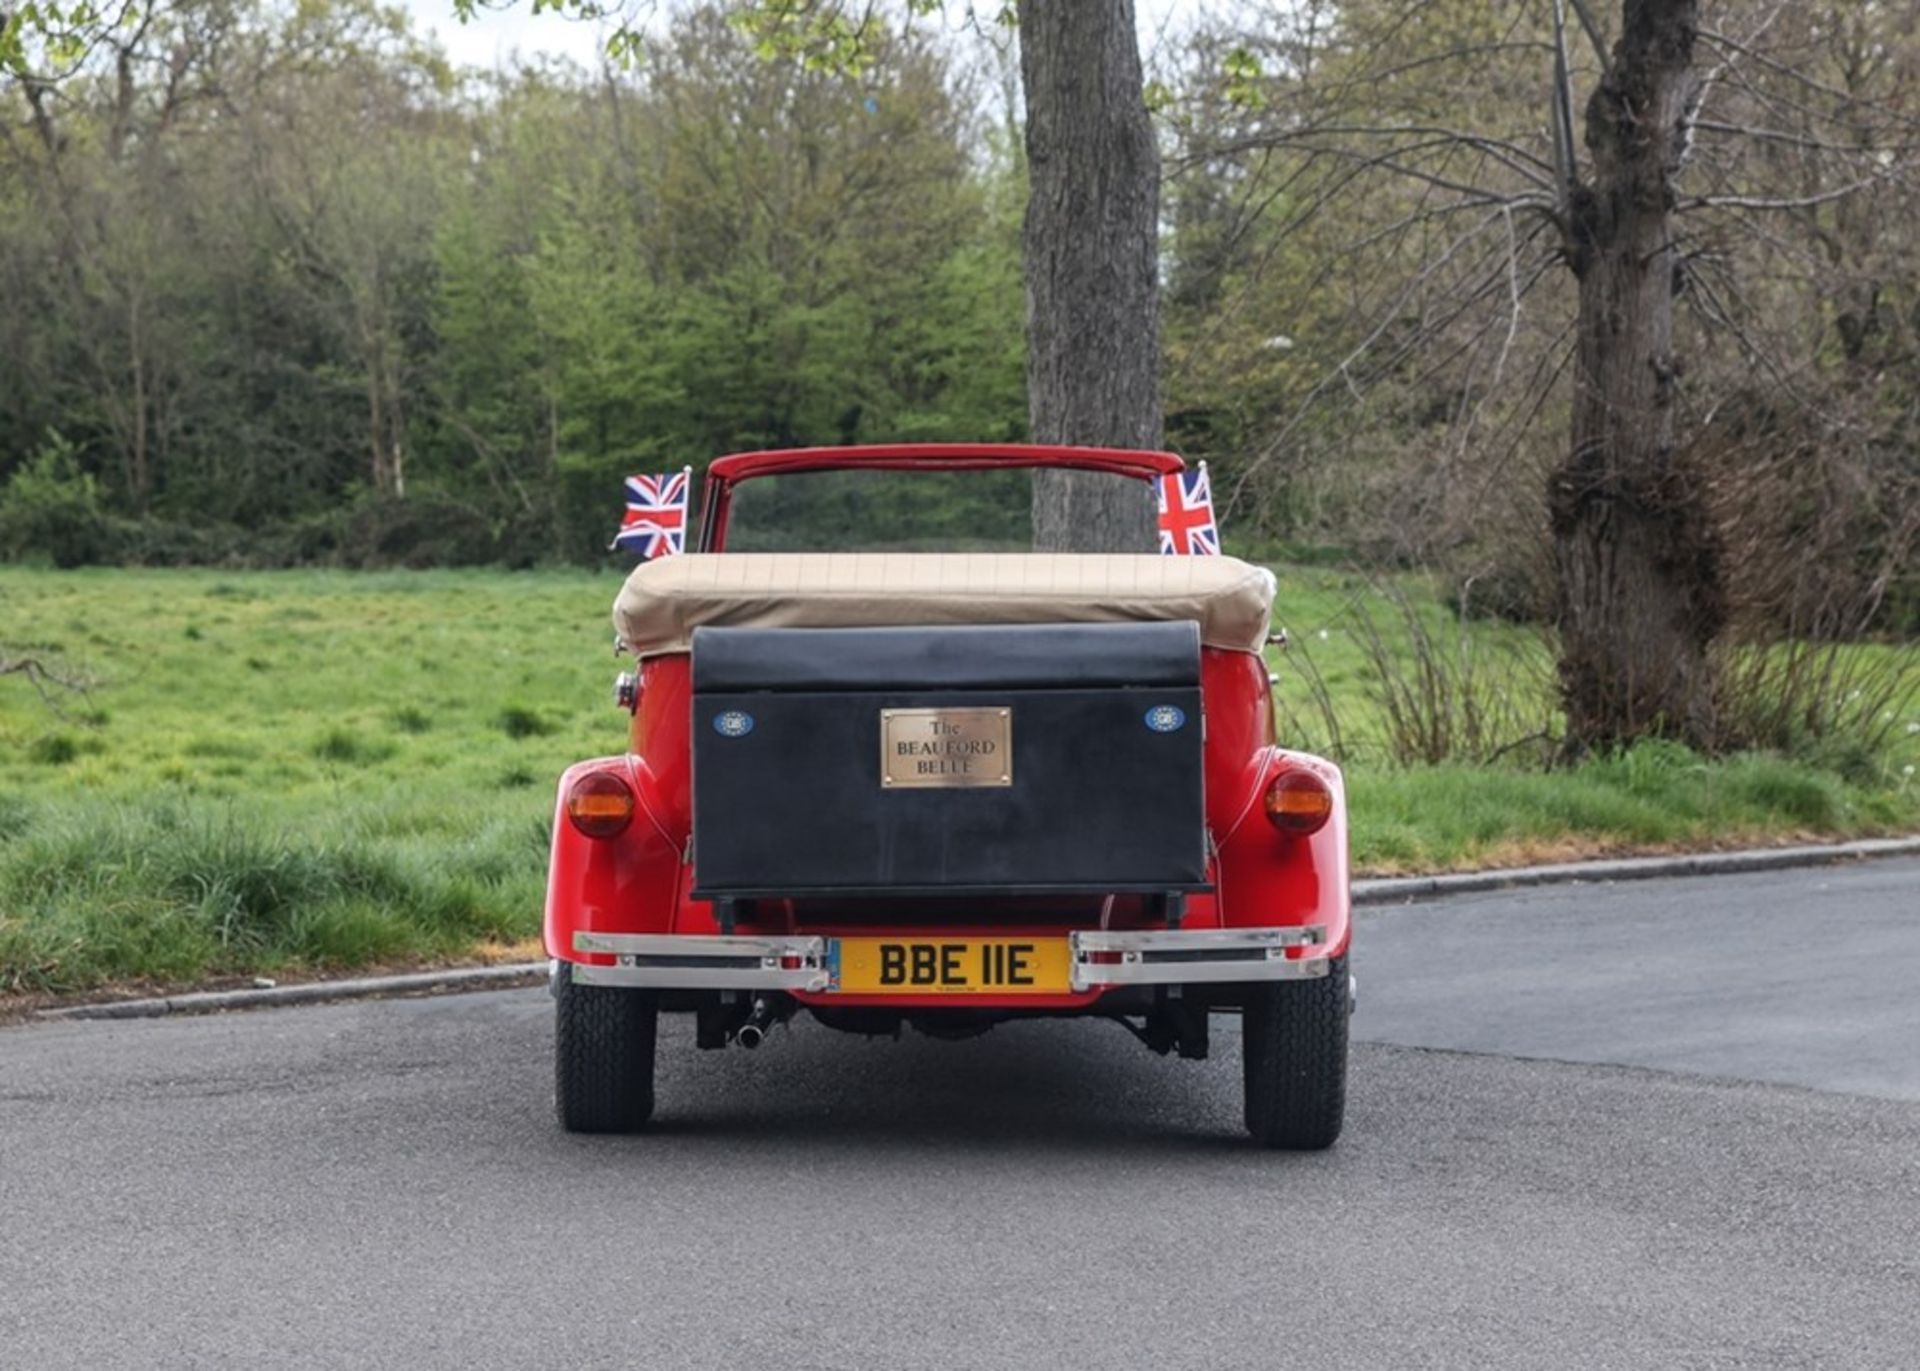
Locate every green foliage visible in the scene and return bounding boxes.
[1220,46,1266,109]
[724,468,1033,551]
[729,0,891,74]
[0,433,106,567]
[1,0,119,76]
[0,1,1028,568]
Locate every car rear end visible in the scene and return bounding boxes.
[545,548,1351,1147]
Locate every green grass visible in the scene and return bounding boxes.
[0,567,622,995]
[2,565,1915,996]
[1349,745,1915,873]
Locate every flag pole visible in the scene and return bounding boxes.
[678,465,693,556]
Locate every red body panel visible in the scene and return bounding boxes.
[546,646,1351,1008]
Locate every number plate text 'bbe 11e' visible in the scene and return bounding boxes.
[832,937,1070,994]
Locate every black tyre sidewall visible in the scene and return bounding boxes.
[1242,953,1349,1151]
[554,963,659,1134]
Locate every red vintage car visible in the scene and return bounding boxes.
[544,444,1352,1147]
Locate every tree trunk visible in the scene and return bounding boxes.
[1550,0,1725,751]
[1017,0,1162,552]
[366,349,391,498]
[386,340,407,499]
[128,291,149,511]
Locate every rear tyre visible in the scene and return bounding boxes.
[555,963,658,1134]
[1242,954,1349,1150]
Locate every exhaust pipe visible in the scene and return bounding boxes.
[735,996,779,1050]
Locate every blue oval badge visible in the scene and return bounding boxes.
[1144,705,1187,734]
[713,710,755,738]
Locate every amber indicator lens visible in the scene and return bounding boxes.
[566,772,635,839]
[1264,769,1333,835]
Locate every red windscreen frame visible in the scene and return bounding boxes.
[697,443,1183,551]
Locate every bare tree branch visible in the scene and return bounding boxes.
[1692,119,1920,157]
[0,653,97,714]
[1549,0,1580,215]
[1699,25,1920,134]
[1684,168,1908,213]
[1195,123,1558,190]
[1563,0,1609,70]
[1227,207,1555,501]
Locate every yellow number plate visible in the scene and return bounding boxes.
[832,937,1071,995]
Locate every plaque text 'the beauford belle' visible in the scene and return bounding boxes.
[880,708,1013,789]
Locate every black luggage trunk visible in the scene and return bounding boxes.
[690,623,1206,897]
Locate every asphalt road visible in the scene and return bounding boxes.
[1356,855,1920,1101]
[3,858,1917,1370]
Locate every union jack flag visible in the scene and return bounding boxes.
[610,469,691,559]
[1158,463,1220,555]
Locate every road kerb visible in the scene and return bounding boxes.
[1350,835,1920,906]
[29,834,1919,1021]
[34,963,548,1022]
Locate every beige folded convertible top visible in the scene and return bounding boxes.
[613,553,1275,658]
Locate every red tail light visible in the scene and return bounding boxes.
[566,772,635,839]
[1264,768,1333,836]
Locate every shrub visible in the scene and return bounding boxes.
[1348,582,1557,766]
[1718,636,1918,768]
[0,433,108,567]
[104,516,251,567]
[339,493,499,569]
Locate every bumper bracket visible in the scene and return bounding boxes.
[570,932,831,992]
[1067,926,1328,991]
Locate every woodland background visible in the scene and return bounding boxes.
[2,0,1912,639]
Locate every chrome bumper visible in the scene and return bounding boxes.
[570,933,831,991]
[1068,926,1328,990]
[569,926,1329,993]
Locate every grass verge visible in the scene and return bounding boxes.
[3,565,1915,997]
[1350,742,1916,873]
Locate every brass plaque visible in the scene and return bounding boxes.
[881,707,1012,789]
